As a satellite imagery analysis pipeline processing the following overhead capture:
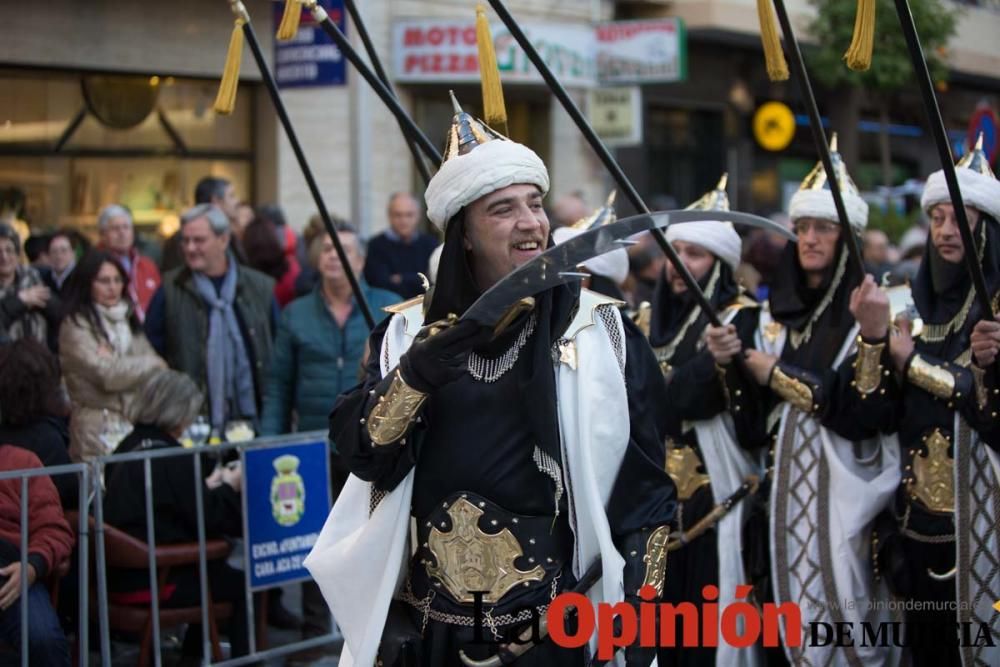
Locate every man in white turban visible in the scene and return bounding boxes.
[307,99,676,667]
[706,137,902,666]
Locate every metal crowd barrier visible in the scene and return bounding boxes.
[0,461,90,667]
[3,430,338,667]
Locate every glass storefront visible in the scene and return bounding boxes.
[0,69,255,241]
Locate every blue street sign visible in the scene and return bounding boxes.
[242,439,331,589]
[273,0,347,88]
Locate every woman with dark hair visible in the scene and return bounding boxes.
[0,338,77,509]
[58,250,163,462]
[243,216,301,307]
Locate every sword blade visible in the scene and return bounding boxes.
[462,210,794,327]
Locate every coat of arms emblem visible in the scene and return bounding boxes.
[270,454,305,526]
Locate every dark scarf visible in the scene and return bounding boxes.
[912,216,1000,360]
[425,214,579,464]
[768,234,863,370]
[648,260,739,365]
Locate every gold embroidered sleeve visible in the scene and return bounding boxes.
[769,365,817,413]
[906,354,956,400]
[366,369,428,446]
[853,336,886,396]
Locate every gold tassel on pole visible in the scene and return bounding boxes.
[756,0,789,82]
[276,0,302,42]
[844,0,876,71]
[214,15,246,115]
[476,3,509,136]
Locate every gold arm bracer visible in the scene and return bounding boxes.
[366,370,428,446]
[906,355,955,400]
[769,366,816,413]
[853,336,886,396]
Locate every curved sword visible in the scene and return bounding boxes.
[462,209,795,327]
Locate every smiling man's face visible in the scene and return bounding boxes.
[463,183,549,290]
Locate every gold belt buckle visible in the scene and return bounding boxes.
[426,497,546,604]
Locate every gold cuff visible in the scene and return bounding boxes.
[971,364,988,411]
[641,526,670,597]
[854,336,886,396]
[906,355,955,400]
[366,370,428,446]
[769,366,815,413]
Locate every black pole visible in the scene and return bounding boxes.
[892,0,992,318]
[305,1,442,165]
[341,0,432,186]
[771,0,866,275]
[485,0,725,328]
[235,6,377,328]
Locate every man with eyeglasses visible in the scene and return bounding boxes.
[706,138,902,666]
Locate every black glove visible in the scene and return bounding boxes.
[399,318,491,393]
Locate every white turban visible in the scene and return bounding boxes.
[424,140,549,230]
[920,166,1000,222]
[664,220,742,272]
[789,188,869,231]
[552,226,629,286]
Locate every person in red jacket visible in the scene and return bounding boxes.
[0,445,74,666]
[98,204,161,322]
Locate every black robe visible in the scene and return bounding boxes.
[647,259,765,667]
[851,218,1000,666]
[329,215,675,666]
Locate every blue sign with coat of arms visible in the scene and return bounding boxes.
[242,438,331,589]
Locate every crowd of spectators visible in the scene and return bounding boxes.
[0,177,940,662]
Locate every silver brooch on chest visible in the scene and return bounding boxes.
[467,312,538,383]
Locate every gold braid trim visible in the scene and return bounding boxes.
[367,370,428,446]
[641,526,670,597]
[853,336,886,396]
[906,355,955,401]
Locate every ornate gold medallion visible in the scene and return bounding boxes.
[665,445,711,501]
[910,429,955,514]
[426,498,545,604]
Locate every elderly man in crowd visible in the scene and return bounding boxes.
[145,204,276,434]
[161,176,245,272]
[363,192,438,299]
[97,204,161,321]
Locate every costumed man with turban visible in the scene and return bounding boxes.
[708,137,902,666]
[305,101,676,667]
[845,135,1000,667]
[638,175,768,667]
